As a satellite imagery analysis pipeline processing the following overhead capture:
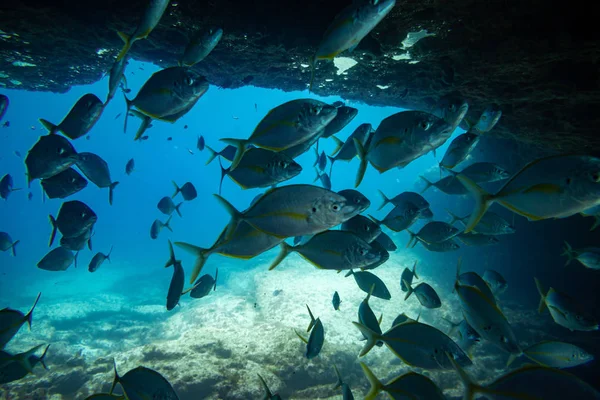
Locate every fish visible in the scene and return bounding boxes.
[454,277,520,354]
[332,364,354,400]
[443,318,481,357]
[172,181,197,201]
[345,270,391,300]
[369,202,421,232]
[39,93,104,140]
[456,232,500,246]
[76,152,119,205]
[269,230,380,271]
[115,0,170,61]
[0,345,49,385]
[25,134,78,184]
[197,135,205,151]
[483,270,508,295]
[49,200,97,246]
[418,239,460,252]
[336,189,371,213]
[562,242,600,270]
[455,258,496,304]
[257,373,282,400]
[314,148,327,171]
[295,305,324,359]
[471,103,502,133]
[448,354,600,400]
[458,155,600,233]
[321,106,358,138]
[176,222,283,283]
[41,168,88,199]
[60,228,93,252]
[447,209,515,235]
[188,268,218,299]
[373,231,396,251]
[124,67,209,132]
[219,148,302,195]
[314,168,332,190]
[157,196,183,217]
[28,192,33,201]
[222,99,337,169]
[109,361,179,399]
[353,320,471,369]
[0,174,20,200]
[150,216,172,240]
[340,214,382,243]
[400,261,418,292]
[0,293,41,350]
[165,240,184,311]
[535,277,598,331]
[404,280,441,309]
[215,184,361,240]
[508,340,594,369]
[376,190,430,212]
[107,55,129,104]
[125,158,135,175]
[354,111,452,187]
[2,121,9,127]
[88,246,113,273]
[0,94,8,121]
[0,232,19,257]
[309,0,396,91]
[420,175,469,195]
[328,123,371,176]
[439,131,480,170]
[332,291,341,310]
[406,221,460,248]
[456,162,511,183]
[358,286,384,347]
[37,247,77,271]
[360,362,445,400]
[430,95,469,131]
[180,27,223,67]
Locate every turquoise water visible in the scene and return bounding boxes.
[1,60,599,399]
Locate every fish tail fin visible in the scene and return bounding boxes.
[106,245,113,263]
[205,145,218,165]
[332,363,343,390]
[174,241,209,284]
[214,268,218,291]
[163,215,173,232]
[48,214,57,247]
[412,260,418,279]
[164,240,177,268]
[25,292,41,330]
[376,190,389,211]
[403,279,414,300]
[561,241,575,266]
[269,241,294,271]
[257,374,273,398]
[220,138,249,170]
[352,321,382,357]
[453,256,463,293]
[591,215,600,231]
[39,344,50,370]
[419,175,433,194]
[534,277,548,314]
[39,118,58,134]
[327,155,335,178]
[446,208,466,226]
[218,157,230,196]
[446,351,482,400]
[306,304,316,332]
[360,362,384,400]
[171,181,181,198]
[405,229,417,248]
[123,94,133,133]
[353,138,367,188]
[110,359,120,395]
[175,202,183,218]
[10,239,19,257]
[109,181,119,206]
[116,31,132,62]
[456,174,494,233]
[213,193,243,240]
[442,317,460,336]
[330,136,344,156]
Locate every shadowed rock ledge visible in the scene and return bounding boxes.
[0,0,599,152]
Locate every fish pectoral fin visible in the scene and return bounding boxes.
[248,166,266,174]
[375,136,403,147]
[522,183,563,195]
[548,305,567,320]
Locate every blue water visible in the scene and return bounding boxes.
[1,60,599,399]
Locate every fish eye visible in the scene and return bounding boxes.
[590,172,600,183]
[359,248,367,256]
[331,204,340,212]
[575,314,582,320]
[419,121,431,130]
[186,76,194,85]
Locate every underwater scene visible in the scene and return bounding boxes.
[1,1,600,399]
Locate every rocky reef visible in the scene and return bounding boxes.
[0,0,599,151]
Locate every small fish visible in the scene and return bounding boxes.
[447,209,515,235]
[197,135,205,151]
[49,200,97,247]
[439,131,480,170]
[508,340,594,369]
[184,125,188,129]
[360,362,445,400]
[483,270,508,295]
[457,155,600,233]
[37,247,77,271]
[25,134,78,184]
[116,0,171,61]
[406,221,460,248]
[187,148,194,155]
[314,168,332,190]
[0,293,41,349]
[345,270,391,300]
[332,291,341,310]
[322,106,358,138]
[404,280,441,309]
[369,202,420,232]
[0,94,8,121]
[150,216,173,240]
[562,242,600,270]
[269,230,380,271]
[2,121,9,128]
[420,175,469,195]
[39,93,104,140]
[180,27,223,67]
[472,103,502,133]
[313,148,327,171]
[332,364,354,400]
[376,190,429,212]
[341,214,382,243]
[27,192,32,201]
[171,181,197,201]
[373,231,396,252]
[535,277,598,331]
[257,373,282,400]
[110,361,179,399]
[188,268,218,299]
[88,246,113,273]
[0,174,20,200]
[295,305,324,359]
[165,240,184,311]
[456,232,499,247]
[13,151,21,158]
[0,344,49,385]
[107,55,129,104]
[41,168,88,200]
[400,261,418,292]
[76,152,119,205]
[167,137,172,141]
[125,158,135,175]
[222,99,338,169]
[157,196,183,217]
